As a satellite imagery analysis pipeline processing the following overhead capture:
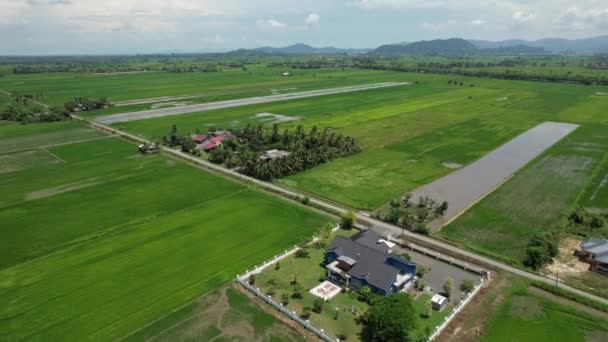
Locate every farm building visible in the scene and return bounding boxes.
[259,149,291,161]
[138,142,160,154]
[191,134,207,144]
[431,294,448,311]
[578,238,608,274]
[200,136,225,152]
[325,230,416,296]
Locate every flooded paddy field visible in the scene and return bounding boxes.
[441,124,608,265]
[412,121,579,229]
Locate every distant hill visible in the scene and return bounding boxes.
[480,45,546,56]
[227,44,370,56]
[470,36,608,54]
[373,38,478,56]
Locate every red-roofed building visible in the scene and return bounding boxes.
[201,136,226,151]
[191,134,207,144]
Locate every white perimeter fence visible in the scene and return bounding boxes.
[236,229,489,342]
[236,227,340,342]
[387,235,488,341]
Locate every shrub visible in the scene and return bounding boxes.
[443,277,453,298]
[301,196,310,205]
[340,211,356,229]
[313,298,324,313]
[248,274,256,285]
[281,293,290,306]
[300,307,312,319]
[295,248,310,259]
[416,266,427,278]
[461,279,474,293]
[274,262,281,271]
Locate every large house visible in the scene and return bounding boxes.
[325,230,416,296]
[579,237,608,274]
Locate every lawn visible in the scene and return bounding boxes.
[125,286,306,342]
[253,229,450,341]
[441,125,608,265]
[0,127,330,340]
[482,287,608,341]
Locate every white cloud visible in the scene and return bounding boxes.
[512,11,536,23]
[555,6,608,31]
[471,19,485,26]
[305,12,320,25]
[420,19,457,32]
[256,18,286,29]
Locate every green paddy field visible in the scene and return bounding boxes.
[0,121,329,340]
[110,72,608,211]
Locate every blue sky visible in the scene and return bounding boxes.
[1,0,607,54]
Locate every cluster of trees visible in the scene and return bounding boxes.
[1,97,70,124]
[208,124,361,181]
[524,232,558,270]
[379,194,448,235]
[567,207,607,237]
[161,65,220,73]
[12,64,152,74]
[160,125,197,153]
[64,97,112,112]
[355,62,608,85]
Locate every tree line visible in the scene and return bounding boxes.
[63,97,112,112]
[1,95,71,124]
[354,62,608,86]
[377,194,448,235]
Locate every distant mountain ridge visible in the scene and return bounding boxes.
[372,38,546,56]
[226,35,608,57]
[228,43,371,56]
[469,36,608,54]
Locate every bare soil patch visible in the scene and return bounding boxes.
[544,237,589,278]
[435,274,506,342]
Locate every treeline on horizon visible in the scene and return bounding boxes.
[1,53,607,85]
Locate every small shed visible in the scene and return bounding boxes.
[431,294,448,311]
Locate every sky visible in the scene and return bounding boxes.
[1,0,608,55]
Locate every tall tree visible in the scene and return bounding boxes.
[362,293,417,342]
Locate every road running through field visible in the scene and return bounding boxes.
[411,121,579,230]
[94,82,410,124]
[79,116,608,306]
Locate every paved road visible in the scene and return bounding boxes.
[82,117,608,306]
[94,82,410,124]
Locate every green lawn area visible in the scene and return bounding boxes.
[412,294,451,339]
[125,286,306,342]
[112,71,608,210]
[482,287,608,341]
[0,126,330,340]
[441,125,608,265]
[253,230,450,341]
